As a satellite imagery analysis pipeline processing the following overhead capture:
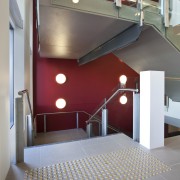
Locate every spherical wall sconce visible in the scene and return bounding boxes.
[56,74,66,84]
[119,75,127,85]
[72,0,79,3]
[119,95,127,105]
[56,98,66,109]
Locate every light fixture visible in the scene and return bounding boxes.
[72,0,79,3]
[56,98,66,109]
[119,75,127,85]
[56,74,66,84]
[119,95,127,105]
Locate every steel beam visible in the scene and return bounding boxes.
[78,24,142,65]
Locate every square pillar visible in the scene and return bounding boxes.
[140,71,164,149]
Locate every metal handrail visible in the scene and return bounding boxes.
[36,110,92,118]
[35,110,120,133]
[18,89,34,146]
[88,119,120,133]
[18,89,33,121]
[86,88,138,124]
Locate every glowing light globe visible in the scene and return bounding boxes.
[119,75,127,84]
[56,98,66,109]
[56,74,66,84]
[119,95,127,105]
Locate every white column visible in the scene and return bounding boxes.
[140,71,164,149]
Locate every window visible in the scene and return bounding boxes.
[10,24,14,128]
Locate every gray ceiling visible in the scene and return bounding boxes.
[39,5,133,59]
[39,1,180,101]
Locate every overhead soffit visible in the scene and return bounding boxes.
[114,27,180,101]
[114,27,180,77]
[39,5,133,59]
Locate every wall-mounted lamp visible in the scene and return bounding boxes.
[72,0,79,3]
[56,98,66,109]
[56,74,66,84]
[119,94,127,105]
[119,75,128,104]
[119,75,127,85]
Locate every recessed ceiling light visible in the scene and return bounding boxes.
[72,0,79,3]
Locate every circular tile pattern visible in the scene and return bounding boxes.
[24,147,171,180]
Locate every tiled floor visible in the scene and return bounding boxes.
[6,133,180,180]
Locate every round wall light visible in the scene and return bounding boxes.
[119,95,127,105]
[119,75,127,85]
[56,74,66,84]
[72,0,79,3]
[56,98,66,109]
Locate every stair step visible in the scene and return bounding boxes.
[33,128,88,146]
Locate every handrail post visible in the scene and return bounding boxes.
[99,122,101,136]
[86,123,92,138]
[86,88,138,124]
[76,112,79,129]
[44,114,46,133]
[102,108,108,136]
[34,117,37,137]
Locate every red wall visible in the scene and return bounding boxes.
[33,0,139,136]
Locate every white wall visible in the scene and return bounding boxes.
[0,1,10,179]
[9,0,33,165]
[24,0,33,106]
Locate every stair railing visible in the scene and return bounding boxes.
[86,88,138,137]
[34,110,120,137]
[34,111,94,135]
[18,89,33,146]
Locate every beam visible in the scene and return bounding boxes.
[78,24,142,65]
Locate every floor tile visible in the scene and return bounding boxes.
[160,163,180,180]
[6,133,180,180]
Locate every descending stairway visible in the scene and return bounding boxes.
[34,128,88,146]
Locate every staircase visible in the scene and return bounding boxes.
[34,128,88,146]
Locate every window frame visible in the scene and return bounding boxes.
[9,24,14,129]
